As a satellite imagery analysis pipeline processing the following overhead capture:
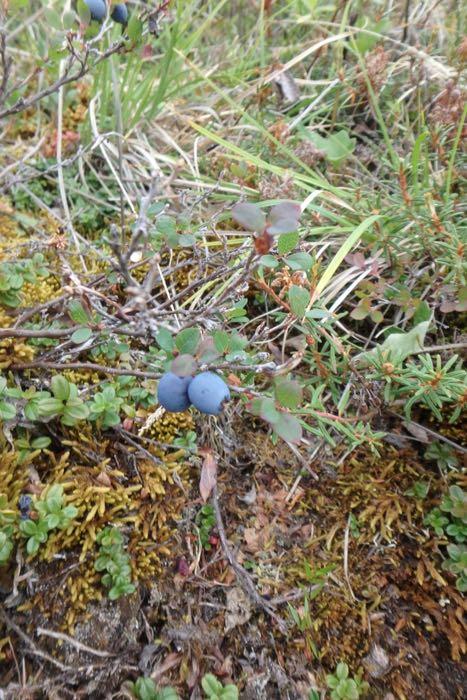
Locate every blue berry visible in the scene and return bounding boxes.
[111,3,128,24]
[157,372,192,413]
[18,494,32,512]
[18,494,32,519]
[187,372,230,415]
[84,0,107,22]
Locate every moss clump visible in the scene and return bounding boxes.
[140,408,194,444]
[0,308,13,327]
[62,369,101,385]
[0,338,35,368]
[20,277,61,307]
[17,409,193,632]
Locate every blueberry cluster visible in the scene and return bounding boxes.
[157,371,230,415]
[84,0,128,25]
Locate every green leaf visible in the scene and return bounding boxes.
[306,130,356,165]
[157,687,180,700]
[51,375,70,401]
[313,214,380,300]
[30,436,52,449]
[285,252,313,271]
[46,485,63,502]
[288,285,310,318]
[77,0,91,23]
[178,233,196,247]
[0,402,16,420]
[274,378,303,409]
[259,397,280,424]
[213,330,231,354]
[62,505,78,519]
[336,662,349,681]
[175,328,200,355]
[26,537,40,555]
[134,677,158,700]
[356,321,430,364]
[9,0,29,9]
[278,231,299,255]
[44,8,62,29]
[231,203,266,232]
[68,299,91,325]
[127,14,143,42]
[413,300,432,324]
[62,9,76,29]
[272,413,302,444]
[20,520,37,536]
[154,326,174,352]
[259,254,279,268]
[62,403,90,424]
[37,397,65,417]
[201,674,223,695]
[108,585,124,600]
[71,327,93,344]
[46,514,60,529]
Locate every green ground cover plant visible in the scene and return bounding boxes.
[0,0,465,697]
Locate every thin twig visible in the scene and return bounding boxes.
[387,410,467,454]
[36,627,116,658]
[0,38,125,120]
[10,361,161,380]
[0,326,147,340]
[343,514,356,602]
[0,608,72,672]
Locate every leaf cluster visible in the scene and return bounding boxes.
[34,375,89,426]
[0,254,49,307]
[95,526,136,600]
[19,485,78,556]
[0,496,15,565]
[131,676,179,700]
[195,504,216,550]
[201,674,239,700]
[326,663,369,699]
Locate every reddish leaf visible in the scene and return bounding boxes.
[197,337,221,362]
[200,449,217,502]
[232,203,266,232]
[254,231,274,254]
[227,373,242,387]
[171,354,198,377]
[176,557,190,577]
[267,201,301,234]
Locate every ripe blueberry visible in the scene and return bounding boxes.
[111,3,128,24]
[157,372,192,413]
[84,0,107,21]
[18,494,33,519]
[187,372,230,415]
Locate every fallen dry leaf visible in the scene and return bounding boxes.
[200,449,217,502]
